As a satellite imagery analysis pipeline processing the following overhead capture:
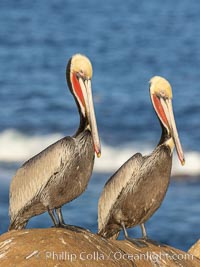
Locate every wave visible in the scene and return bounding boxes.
[0,129,200,177]
[95,144,200,177]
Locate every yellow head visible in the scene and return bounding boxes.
[70,54,93,79]
[150,76,172,99]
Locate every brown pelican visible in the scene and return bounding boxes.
[9,54,101,230]
[98,76,184,246]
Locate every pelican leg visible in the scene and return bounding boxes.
[48,208,59,227]
[55,207,85,232]
[141,223,147,238]
[140,223,164,247]
[121,222,148,248]
[55,207,68,227]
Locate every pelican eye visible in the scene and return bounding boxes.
[156,90,169,100]
[76,71,87,81]
[158,89,168,99]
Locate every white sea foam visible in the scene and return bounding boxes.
[0,129,199,177]
[95,144,200,177]
[0,129,62,162]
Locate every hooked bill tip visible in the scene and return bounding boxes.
[97,152,101,158]
[94,144,101,158]
[181,158,185,166]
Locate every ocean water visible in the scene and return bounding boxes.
[0,0,200,251]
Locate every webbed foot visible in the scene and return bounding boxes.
[142,237,165,247]
[125,237,149,248]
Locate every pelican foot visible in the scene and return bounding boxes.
[142,238,165,247]
[125,237,148,248]
[59,224,82,232]
[57,223,88,233]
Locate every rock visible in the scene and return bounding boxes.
[189,240,200,260]
[0,228,200,267]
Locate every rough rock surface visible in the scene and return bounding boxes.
[189,240,200,260]
[0,228,200,267]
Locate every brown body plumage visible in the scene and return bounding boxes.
[9,54,101,230]
[98,76,184,241]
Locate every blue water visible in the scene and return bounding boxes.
[0,0,200,251]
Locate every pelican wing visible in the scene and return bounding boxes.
[98,153,143,231]
[9,136,75,220]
